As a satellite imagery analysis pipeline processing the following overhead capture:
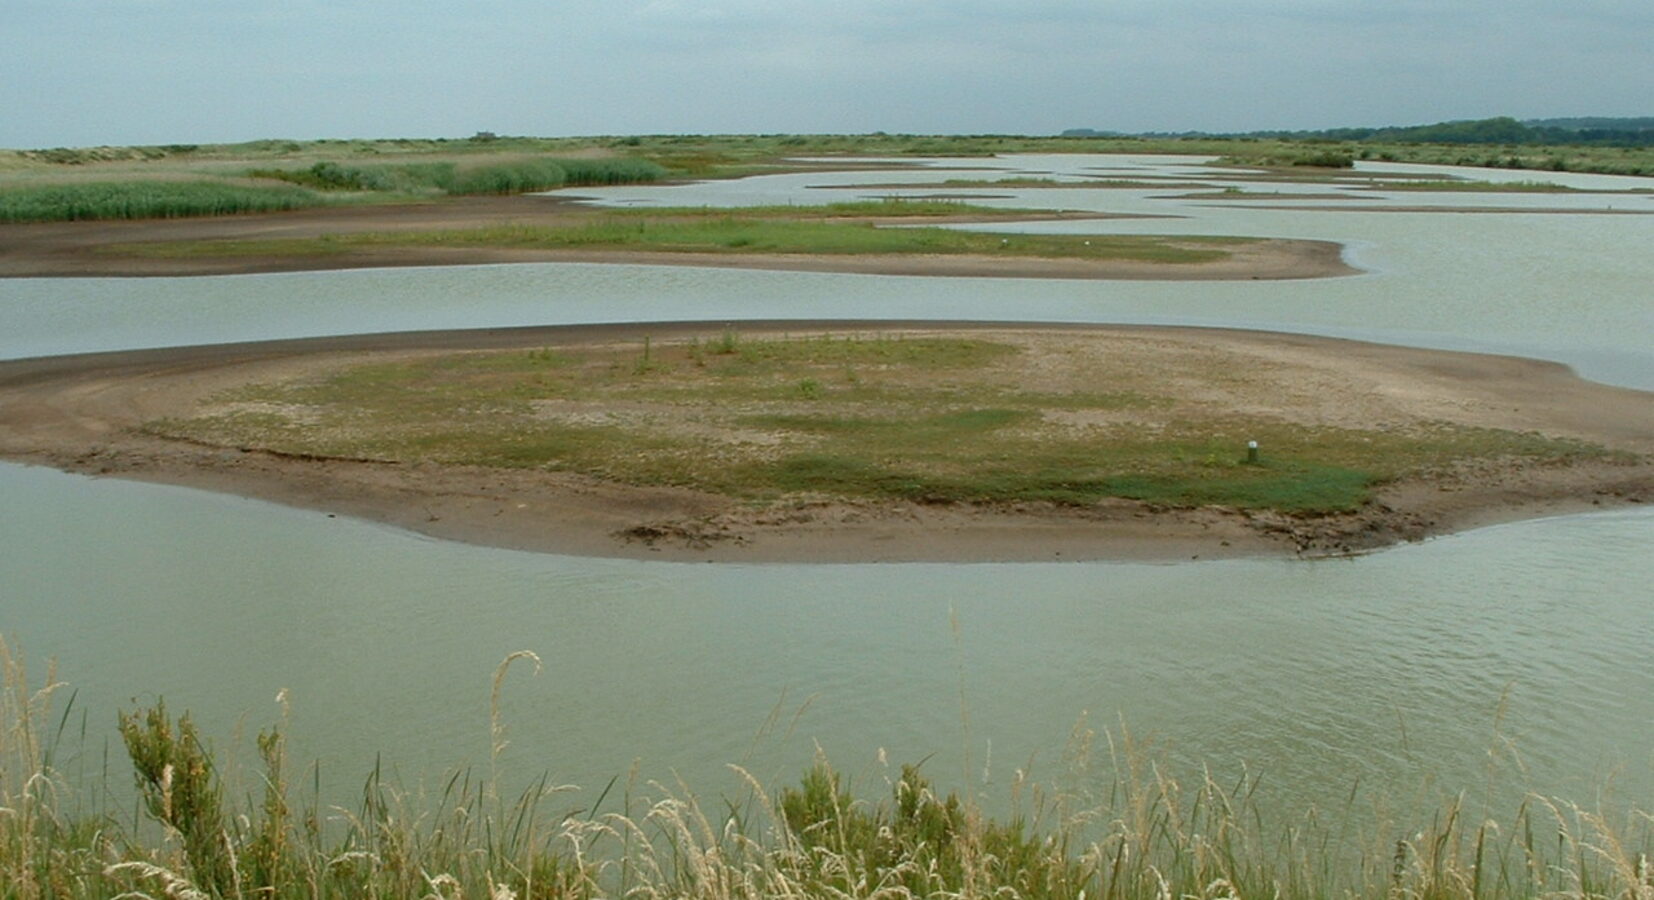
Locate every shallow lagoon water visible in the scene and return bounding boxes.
[7,157,1652,388]
[1,155,1651,818]
[3,462,1651,816]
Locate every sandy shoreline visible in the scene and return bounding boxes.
[0,194,1356,280]
[2,320,1649,563]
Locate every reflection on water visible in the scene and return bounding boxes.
[1,154,1651,817]
[2,462,1650,815]
[4,156,1652,389]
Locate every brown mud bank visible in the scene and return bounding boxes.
[1,321,1649,563]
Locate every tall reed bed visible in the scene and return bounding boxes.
[0,181,325,223]
[553,158,670,187]
[251,157,667,196]
[447,159,581,194]
[247,161,459,193]
[0,157,666,223]
[2,639,1650,899]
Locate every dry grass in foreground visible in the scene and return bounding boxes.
[3,639,1651,899]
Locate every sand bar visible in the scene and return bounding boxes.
[0,194,1355,279]
[1,321,1649,563]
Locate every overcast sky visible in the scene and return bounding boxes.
[4,0,1650,148]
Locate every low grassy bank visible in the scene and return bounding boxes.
[107,209,1242,267]
[144,331,1608,515]
[1362,180,1592,193]
[816,178,1213,191]
[616,199,1050,217]
[3,641,1649,899]
[1216,148,1361,169]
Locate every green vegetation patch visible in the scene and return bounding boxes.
[1217,149,1357,169]
[816,178,1211,191]
[109,214,1241,264]
[248,156,667,195]
[146,333,1608,515]
[0,180,326,222]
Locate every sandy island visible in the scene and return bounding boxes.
[1,321,1649,563]
[0,194,1356,280]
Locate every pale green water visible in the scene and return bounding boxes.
[1,155,1650,818]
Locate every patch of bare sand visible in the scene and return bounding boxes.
[0,321,1649,562]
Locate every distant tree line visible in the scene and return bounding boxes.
[1063,116,1654,147]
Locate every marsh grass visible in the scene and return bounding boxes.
[246,160,460,193]
[814,179,1213,191]
[110,216,1242,264]
[1216,150,1357,169]
[248,157,666,196]
[0,157,665,222]
[445,158,666,195]
[3,640,1651,899]
[0,180,326,222]
[144,333,1610,514]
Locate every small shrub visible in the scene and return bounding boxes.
[1291,149,1356,168]
[118,701,235,895]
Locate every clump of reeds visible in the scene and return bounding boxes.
[1,637,116,898]
[3,638,1651,899]
[250,157,668,196]
[1215,149,1357,169]
[554,158,671,187]
[447,157,667,194]
[0,157,666,223]
[246,161,458,193]
[448,158,577,194]
[0,181,325,222]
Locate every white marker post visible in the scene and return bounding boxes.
[1247,440,1259,464]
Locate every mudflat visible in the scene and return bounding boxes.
[1,321,1648,562]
